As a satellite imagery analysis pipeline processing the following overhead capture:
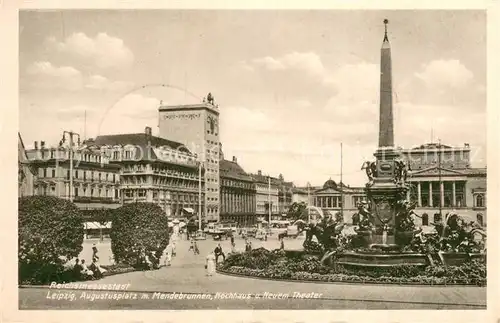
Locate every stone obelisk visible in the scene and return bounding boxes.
[365,19,408,247]
[378,19,394,148]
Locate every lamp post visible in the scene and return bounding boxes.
[307,182,311,223]
[198,156,203,232]
[268,175,271,223]
[60,131,81,202]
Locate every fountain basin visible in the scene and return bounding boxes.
[335,251,432,268]
[438,252,486,267]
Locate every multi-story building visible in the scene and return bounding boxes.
[18,133,36,197]
[219,156,256,225]
[158,100,220,222]
[249,170,280,221]
[401,142,487,226]
[91,127,205,218]
[24,139,122,210]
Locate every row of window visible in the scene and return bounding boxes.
[38,167,118,183]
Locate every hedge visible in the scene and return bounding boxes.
[110,202,169,266]
[18,196,84,284]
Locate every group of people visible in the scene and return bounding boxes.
[244,240,253,252]
[73,244,106,280]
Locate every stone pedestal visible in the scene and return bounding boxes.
[365,148,408,248]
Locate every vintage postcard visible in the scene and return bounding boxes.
[2,1,499,323]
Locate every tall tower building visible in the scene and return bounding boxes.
[158,97,220,222]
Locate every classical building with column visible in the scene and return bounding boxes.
[401,142,487,226]
[312,179,366,223]
[219,156,256,225]
[24,139,122,210]
[91,127,205,218]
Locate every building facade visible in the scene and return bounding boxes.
[158,101,220,222]
[312,179,366,223]
[24,140,122,210]
[219,156,256,225]
[249,171,280,221]
[92,127,205,219]
[401,142,487,226]
[18,133,36,197]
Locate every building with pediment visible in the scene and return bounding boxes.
[401,142,487,226]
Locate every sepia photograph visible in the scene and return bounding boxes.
[15,8,489,311]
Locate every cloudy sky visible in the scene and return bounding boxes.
[19,10,486,187]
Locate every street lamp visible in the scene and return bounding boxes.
[60,131,81,202]
[307,182,311,223]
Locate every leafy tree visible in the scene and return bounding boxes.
[18,196,84,284]
[110,203,169,266]
[287,202,307,222]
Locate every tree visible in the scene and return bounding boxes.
[287,202,307,222]
[110,203,169,266]
[18,196,84,284]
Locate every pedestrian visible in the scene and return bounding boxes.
[194,241,200,255]
[189,239,194,252]
[72,258,83,280]
[205,250,216,276]
[280,238,285,250]
[249,241,253,251]
[92,243,99,260]
[230,235,235,245]
[214,243,225,264]
[164,243,173,266]
[231,242,236,253]
[172,240,177,257]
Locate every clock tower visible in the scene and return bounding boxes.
[158,98,220,222]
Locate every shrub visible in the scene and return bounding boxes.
[18,196,84,284]
[110,203,169,266]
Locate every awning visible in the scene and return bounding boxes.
[183,207,194,214]
[84,222,111,229]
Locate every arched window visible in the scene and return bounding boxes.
[476,194,484,207]
[477,213,484,226]
[422,213,429,226]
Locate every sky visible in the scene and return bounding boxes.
[19,10,487,187]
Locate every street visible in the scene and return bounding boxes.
[19,235,486,309]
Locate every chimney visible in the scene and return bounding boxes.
[40,141,45,149]
[34,141,38,150]
[232,156,237,163]
[258,170,262,176]
[145,126,152,136]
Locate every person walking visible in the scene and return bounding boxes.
[164,243,173,266]
[205,251,216,276]
[214,243,225,264]
[280,238,285,250]
[194,241,200,255]
[92,244,99,260]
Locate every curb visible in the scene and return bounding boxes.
[216,268,487,287]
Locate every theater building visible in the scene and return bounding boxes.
[91,127,204,218]
[312,179,366,223]
[401,142,487,226]
[219,156,256,225]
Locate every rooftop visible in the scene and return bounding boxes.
[219,159,253,182]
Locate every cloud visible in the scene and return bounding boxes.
[415,59,474,89]
[253,52,327,78]
[48,32,134,69]
[26,61,83,91]
[85,75,134,91]
[25,61,133,92]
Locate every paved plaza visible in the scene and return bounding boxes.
[19,235,486,310]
